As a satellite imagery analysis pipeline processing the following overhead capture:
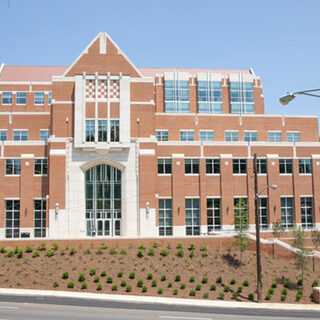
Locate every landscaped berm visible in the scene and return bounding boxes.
[0,237,319,304]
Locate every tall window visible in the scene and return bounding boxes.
[299,159,312,174]
[207,198,221,232]
[200,131,214,141]
[281,197,294,229]
[34,199,46,238]
[259,198,268,229]
[206,158,220,174]
[40,130,50,141]
[86,120,95,142]
[0,130,7,141]
[164,80,189,113]
[98,120,107,142]
[233,159,247,174]
[287,132,300,142]
[197,81,222,113]
[159,199,172,236]
[234,198,248,230]
[34,92,45,105]
[6,159,21,175]
[48,92,52,104]
[34,159,47,175]
[301,197,313,229]
[225,131,239,142]
[2,92,12,105]
[185,159,199,174]
[230,82,254,114]
[268,131,282,142]
[180,131,194,141]
[158,158,172,174]
[186,198,200,236]
[13,130,28,141]
[16,92,27,105]
[257,159,267,174]
[156,130,168,141]
[244,131,258,142]
[279,159,292,174]
[110,120,120,142]
[5,200,20,238]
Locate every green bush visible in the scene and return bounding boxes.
[129,272,135,279]
[81,282,87,289]
[25,246,33,253]
[52,243,59,251]
[161,275,166,281]
[97,284,102,291]
[189,243,195,250]
[121,280,126,287]
[216,277,222,284]
[46,250,54,257]
[248,293,254,300]
[53,281,59,287]
[99,242,108,250]
[118,271,124,278]
[189,276,195,282]
[297,278,303,285]
[148,247,155,256]
[137,249,144,258]
[137,280,143,287]
[230,278,236,285]
[218,291,224,299]
[153,242,159,248]
[271,281,277,288]
[126,285,132,292]
[243,280,249,287]
[109,247,117,255]
[14,246,20,254]
[224,285,230,292]
[0,246,6,253]
[168,282,173,288]
[62,272,69,279]
[265,294,271,300]
[94,276,100,283]
[177,249,184,257]
[120,249,128,255]
[268,288,274,295]
[281,294,286,301]
[196,284,202,291]
[160,248,169,256]
[177,243,183,249]
[284,280,290,288]
[282,288,288,295]
[189,250,195,258]
[180,283,186,290]
[138,244,146,250]
[232,291,238,298]
[152,280,157,287]
[89,269,96,276]
[189,289,196,296]
[158,288,163,294]
[203,292,209,298]
[175,275,181,282]
[17,249,23,259]
[6,251,14,258]
[67,281,74,288]
[296,293,302,301]
[32,250,40,258]
[78,274,85,282]
[147,273,153,280]
[202,277,208,284]
[101,270,107,277]
[312,280,319,287]
[38,242,46,251]
[70,247,76,255]
[173,289,178,295]
[297,290,303,296]
[237,286,243,293]
[111,285,118,291]
[210,284,216,291]
[142,286,147,292]
[107,277,113,283]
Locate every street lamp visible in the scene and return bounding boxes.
[279,88,320,105]
[253,154,277,302]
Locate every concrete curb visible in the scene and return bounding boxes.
[0,289,319,312]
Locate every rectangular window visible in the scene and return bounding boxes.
[180,130,194,141]
[234,198,248,230]
[16,92,27,105]
[48,92,52,104]
[159,199,172,236]
[164,80,189,113]
[158,158,172,174]
[13,130,28,141]
[34,199,46,238]
[225,131,239,142]
[40,130,50,141]
[186,198,200,236]
[200,131,214,141]
[34,159,47,175]
[301,197,313,229]
[230,82,254,114]
[281,197,294,229]
[206,158,220,174]
[2,92,12,105]
[185,159,199,174]
[257,159,267,174]
[287,132,300,142]
[0,130,7,141]
[299,159,312,174]
[244,131,258,142]
[34,92,45,105]
[207,198,221,232]
[6,159,21,175]
[197,81,222,114]
[259,198,268,229]
[5,200,20,238]
[98,120,107,142]
[279,159,293,174]
[156,130,168,141]
[268,131,282,142]
[86,120,95,142]
[110,120,120,142]
[233,159,247,174]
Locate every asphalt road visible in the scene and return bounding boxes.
[0,296,318,320]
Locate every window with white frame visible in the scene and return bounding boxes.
[206,158,220,174]
[234,198,248,230]
[185,159,199,174]
[0,130,7,141]
[207,198,221,232]
[48,92,52,104]
[230,82,254,114]
[164,80,189,113]
[180,130,194,141]
[2,92,12,105]
[85,120,95,142]
[16,92,26,105]
[233,159,247,174]
[159,199,172,236]
[158,158,172,174]
[259,198,268,229]
[156,130,168,141]
[13,130,28,141]
[287,132,300,142]
[110,120,120,142]
[98,120,107,142]
[34,159,47,176]
[301,197,313,229]
[6,159,21,175]
[244,131,258,142]
[34,199,46,238]
[279,159,293,174]
[197,81,222,113]
[200,131,214,141]
[268,131,282,142]
[225,131,239,142]
[40,130,50,141]
[34,92,45,105]
[299,159,312,174]
[5,200,20,238]
[281,197,294,229]
[257,159,267,174]
[186,198,200,236]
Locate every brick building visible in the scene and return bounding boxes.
[0,32,319,239]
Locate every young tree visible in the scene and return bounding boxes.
[311,228,320,271]
[272,220,285,259]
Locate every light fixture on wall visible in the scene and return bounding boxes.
[55,203,59,215]
[178,206,181,214]
[274,205,277,215]
[146,202,150,214]
[227,206,229,215]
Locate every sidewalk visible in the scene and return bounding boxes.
[0,288,319,312]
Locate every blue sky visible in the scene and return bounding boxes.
[0,0,320,117]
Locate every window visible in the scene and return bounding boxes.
[164,80,189,113]
[244,131,258,142]
[159,199,172,236]
[13,130,28,141]
[207,198,221,232]
[200,131,214,141]
[0,130,7,141]
[180,131,194,141]
[268,131,282,142]
[40,130,50,141]
[197,81,222,113]
[98,120,107,142]
[281,197,294,229]
[34,159,47,175]
[48,92,52,104]
[185,159,199,174]
[301,197,313,229]
[259,198,268,229]
[2,92,12,105]
[287,132,300,142]
[158,158,172,174]
[233,159,247,174]
[225,131,238,142]
[16,92,26,105]
[279,159,292,174]
[86,120,95,142]
[257,159,267,174]
[110,120,119,142]
[6,159,21,175]
[186,198,200,236]
[34,92,45,105]
[299,159,312,174]
[206,158,220,174]
[234,198,248,230]
[156,130,168,141]
[5,200,20,238]
[34,199,46,237]
[230,82,254,114]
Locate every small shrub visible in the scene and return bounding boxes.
[189,289,196,297]
[296,293,302,301]
[237,286,243,293]
[271,281,277,288]
[0,246,6,253]
[38,242,46,251]
[53,281,59,288]
[121,280,126,287]
[52,243,59,251]
[175,275,181,282]
[189,243,195,251]
[6,251,14,258]
[32,250,40,258]
[218,291,224,299]
[118,271,124,278]
[46,250,54,257]
[60,249,65,256]
[160,248,169,256]
[248,293,254,301]
[81,282,87,289]
[99,242,108,250]
[177,243,183,249]
[312,280,319,287]
[138,244,146,250]
[107,277,113,283]
[230,278,236,285]
[200,243,208,251]
[129,272,135,279]
[210,284,216,291]
[161,275,166,281]
[25,246,33,253]
[268,288,274,295]
[189,250,195,258]
[232,291,238,298]
[109,247,117,255]
[78,274,85,282]
[148,247,155,256]
[153,242,159,248]
[203,292,209,299]
[101,270,107,277]
[120,249,128,255]
[126,285,132,292]
[89,269,96,276]
[152,280,157,287]
[142,286,147,292]
[196,284,202,291]
[284,280,290,288]
[243,280,249,287]
[297,278,303,285]
[168,282,173,288]
[62,272,69,279]
[70,247,76,255]
[137,249,144,258]
[189,276,195,283]
[224,285,230,292]
[137,280,143,287]
[201,249,208,258]
[281,294,286,301]
[67,281,74,288]
[17,249,23,259]
[111,285,118,291]
[147,273,153,280]
[94,276,99,283]
[297,289,303,296]
[177,249,184,257]
[180,283,186,290]
[158,288,163,294]
[216,277,222,284]
[173,289,178,295]
[97,284,102,291]
[265,294,271,300]
[282,288,288,295]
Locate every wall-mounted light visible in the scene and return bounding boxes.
[146,202,150,214]
[55,203,59,215]
[227,206,229,215]
[136,118,140,124]
[66,117,69,123]
[178,206,181,214]
[274,205,277,215]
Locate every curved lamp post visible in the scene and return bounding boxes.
[280,88,320,105]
